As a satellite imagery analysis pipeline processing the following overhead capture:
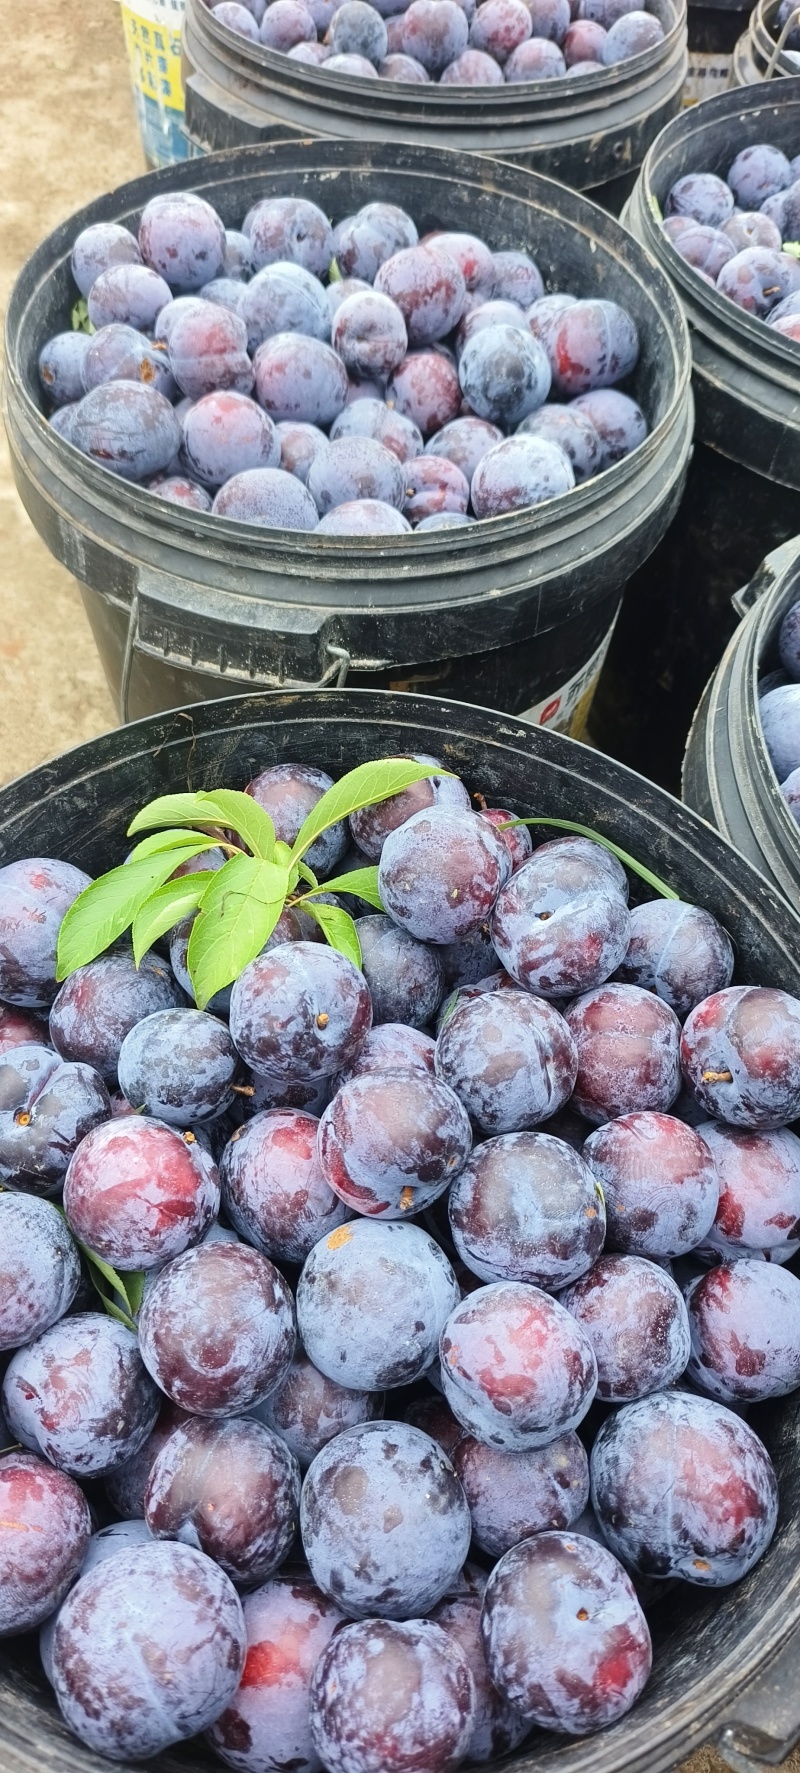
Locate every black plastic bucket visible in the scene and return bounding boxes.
[730,0,800,85]
[683,534,800,909]
[2,140,692,733]
[181,0,688,210]
[3,687,800,1773]
[591,79,800,795]
[685,0,752,104]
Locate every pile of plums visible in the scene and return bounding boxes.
[37,186,648,535]
[204,0,666,84]
[2,752,798,1772]
[759,593,800,822]
[663,140,800,342]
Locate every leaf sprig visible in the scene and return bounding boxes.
[56,760,447,1008]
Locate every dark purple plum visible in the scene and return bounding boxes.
[148,473,212,510]
[399,0,470,67]
[51,1542,246,1759]
[48,404,79,442]
[727,143,792,208]
[440,1282,598,1450]
[0,1003,48,1054]
[254,333,349,427]
[0,1453,91,1635]
[356,913,444,1026]
[431,1574,530,1763]
[331,397,423,463]
[454,1430,589,1555]
[38,332,91,407]
[548,298,639,395]
[221,1106,349,1260]
[506,36,566,72]
[182,390,279,487]
[246,759,348,875]
[230,942,371,1080]
[694,1120,800,1264]
[469,0,532,60]
[137,1240,296,1416]
[427,232,496,296]
[212,466,319,529]
[332,203,418,281]
[517,402,603,481]
[668,220,736,280]
[334,1021,436,1083]
[208,1575,345,1772]
[456,301,529,355]
[386,349,462,436]
[71,221,142,298]
[560,1254,690,1401]
[0,1194,81,1350]
[318,1068,472,1217]
[601,11,664,58]
[614,898,735,1018]
[459,324,551,428]
[379,50,431,76]
[680,985,800,1129]
[275,418,328,483]
[300,1419,471,1617]
[332,289,408,381]
[666,172,735,227]
[724,210,783,253]
[3,1313,159,1476]
[117,1008,239,1125]
[403,1389,464,1456]
[87,263,172,332]
[244,198,333,277]
[213,9,261,41]
[563,17,607,57]
[168,303,253,399]
[425,415,503,480]
[307,436,405,514]
[436,992,577,1132]
[330,0,389,57]
[403,455,470,522]
[761,684,800,780]
[105,1399,191,1517]
[50,949,183,1082]
[440,46,506,76]
[375,244,466,345]
[716,248,794,317]
[584,1111,718,1257]
[492,249,545,305]
[145,1415,300,1584]
[481,1532,652,1732]
[378,805,508,944]
[259,0,317,45]
[254,1352,384,1467]
[566,984,682,1124]
[240,262,330,354]
[297,1216,458,1388]
[471,434,575,516]
[350,756,470,860]
[490,848,630,999]
[72,380,181,480]
[310,1617,474,1772]
[686,1260,800,1401]
[590,1390,778,1585]
[139,191,225,290]
[448,1130,604,1287]
[224,228,255,278]
[0,1042,110,1191]
[316,499,411,533]
[63,1114,219,1268]
[570,388,647,466]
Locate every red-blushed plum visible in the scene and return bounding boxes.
[440,1282,598,1449]
[613,898,735,1018]
[435,992,577,1132]
[212,466,319,528]
[230,942,371,1080]
[431,1570,530,1763]
[481,1532,652,1732]
[602,10,664,58]
[334,1021,436,1083]
[213,3,262,38]
[583,1111,719,1257]
[448,1131,604,1287]
[105,1398,191,1517]
[138,1241,295,1415]
[331,397,423,462]
[425,414,503,481]
[680,986,800,1128]
[3,1313,160,1476]
[71,221,142,298]
[51,1542,246,1759]
[492,249,544,305]
[349,752,470,859]
[245,197,333,276]
[0,1453,91,1635]
[63,1115,220,1269]
[241,263,330,354]
[479,806,533,869]
[356,914,444,1026]
[0,859,92,1009]
[403,1388,464,1456]
[490,855,630,1000]
[276,418,328,484]
[694,1121,800,1263]
[440,45,505,77]
[0,1194,81,1349]
[145,1415,300,1584]
[253,1352,384,1468]
[0,1003,48,1053]
[517,402,603,481]
[307,436,405,514]
[0,1042,110,1192]
[686,1260,800,1401]
[560,1254,690,1401]
[470,0,532,60]
[182,390,280,486]
[221,1107,350,1260]
[246,759,348,875]
[49,949,184,1082]
[400,0,470,68]
[148,473,212,510]
[506,37,567,72]
[207,1575,345,1772]
[471,434,575,517]
[570,388,648,467]
[254,334,349,427]
[139,191,225,290]
[458,325,551,428]
[310,1618,475,1773]
[296,1217,459,1389]
[429,232,496,297]
[300,1420,471,1617]
[87,262,172,331]
[375,244,466,345]
[453,1430,590,1556]
[38,332,91,406]
[590,1391,779,1584]
[386,349,462,436]
[547,298,639,396]
[378,806,508,943]
[379,51,431,76]
[315,499,411,534]
[317,1069,472,1217]
[117,1009,239,1126]
[402,455,470,523]
[167,304,253,400]
[331,289,407,381]
[563,16,607,56]
[566,984,682,1124]
[666,172,735,227]
[332,203,418,282]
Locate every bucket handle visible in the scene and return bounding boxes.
[763,5,800,77]
[118,594,352,722]
[715,1620,800,1769]
[731,536,800,620]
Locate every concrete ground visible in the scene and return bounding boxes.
[0,8,797,1771]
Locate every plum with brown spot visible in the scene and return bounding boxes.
[297,1216,458,1389]
[317,1068,472,1217]
[681,986,800,1129]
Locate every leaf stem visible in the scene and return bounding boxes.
[498,817,680,901]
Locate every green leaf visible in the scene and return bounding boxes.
[187,855,290,1010]
[299,865,383,910]
[92,1292,138,1334]
[498,817,680,901]
[328,256,342,283]
[126,830,229,863]
[783,240,800,261]
[295,860,318,889]
[301,899,362,968]
[193,789,275,861]
[71,297,94,335]
[124,1271,146,1316]
[649,193,664,225]
[290,760,449,864]
[75,1241,140,1329]
[129,791,274,858]
[56,852,203,980]
[131,874,215,966]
